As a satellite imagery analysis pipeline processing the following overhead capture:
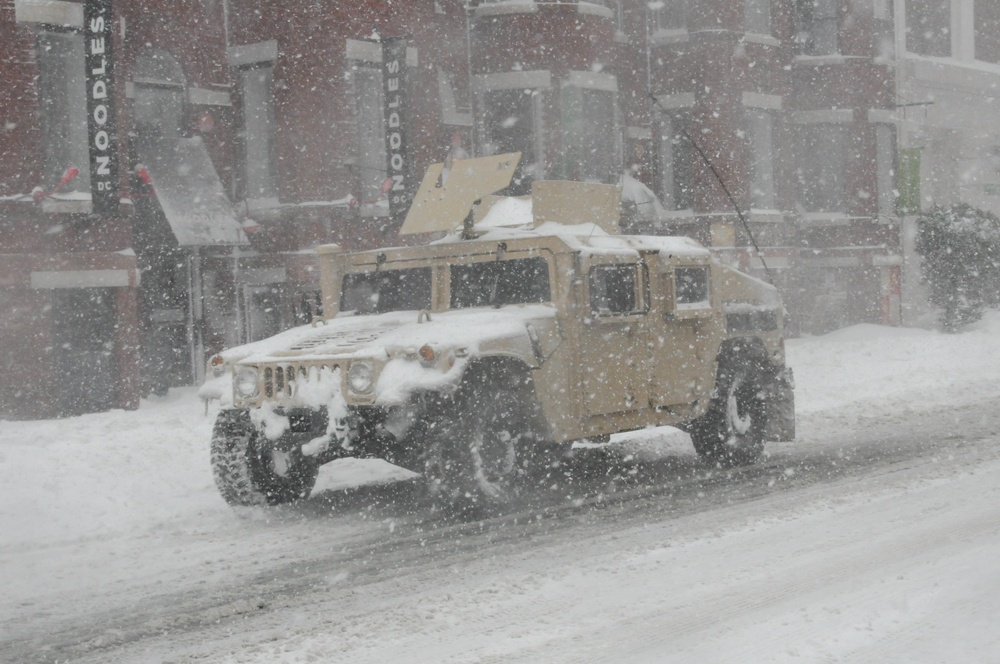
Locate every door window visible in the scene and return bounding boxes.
[589,264,646,315]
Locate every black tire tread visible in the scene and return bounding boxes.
[210,410,318,507]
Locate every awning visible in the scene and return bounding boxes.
[138,135,247,246]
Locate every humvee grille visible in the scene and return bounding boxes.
[259,362,340,399]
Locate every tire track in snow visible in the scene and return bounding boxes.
[545,463,1000,663]
[8,402,1000,663]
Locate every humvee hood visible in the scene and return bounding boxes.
[200,304,558,406]
[239,303,556,363]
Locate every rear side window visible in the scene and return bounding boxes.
[590,264,644,315]
[450,257,551,308]
[340,267,432,314]
[675,266,710,306]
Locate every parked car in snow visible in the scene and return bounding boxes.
[201,155,794,510]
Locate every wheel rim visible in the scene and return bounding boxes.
[725,374,754,440]
[469,425,517,499]
[268,448,293,478]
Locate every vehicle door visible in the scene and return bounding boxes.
[649,261,717,409]
[578,261,651,417]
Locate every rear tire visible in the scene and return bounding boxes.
[211,409,319,507]
[689,353,769,468]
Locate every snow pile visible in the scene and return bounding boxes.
[787,311,1000,434]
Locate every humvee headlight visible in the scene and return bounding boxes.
[347,361,375,394]
[234,366,260,398]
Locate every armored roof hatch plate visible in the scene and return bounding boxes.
[531,180,621,235]
[399,152,521,235]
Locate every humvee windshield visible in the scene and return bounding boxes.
[340,267,432,314]
[450,257,550,308]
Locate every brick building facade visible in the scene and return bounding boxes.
[5,0,969,418]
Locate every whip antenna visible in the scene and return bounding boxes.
[650,94,774,286]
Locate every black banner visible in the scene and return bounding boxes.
[84,0,119,216]
[381,37,412,224]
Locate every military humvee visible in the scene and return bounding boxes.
[201,154,794,509]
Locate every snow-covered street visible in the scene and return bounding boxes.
[2,316,1000,663]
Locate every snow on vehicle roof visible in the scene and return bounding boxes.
[431,203,710,259]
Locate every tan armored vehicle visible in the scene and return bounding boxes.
[201,154,794,510]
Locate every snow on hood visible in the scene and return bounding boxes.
[238,303,556,364]
[200,304,558,406]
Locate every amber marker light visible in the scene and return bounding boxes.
[418,345,437,366]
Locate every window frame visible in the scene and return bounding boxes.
[236,61,278,208]
[795,121,850,214]
[480,86,546,194]
[351,62,390,215]
[35,28,91,195]
[744,0,772,36]
[904,0,951,58]
[648,0,687,34]
[795,0,840,56]
[449,256,552,310]
[657,111,694,211]
[746,109,776,210]
[559,73,621,184]
[339,266,434,316]
[588,263,649,317]
[674,266,711,309]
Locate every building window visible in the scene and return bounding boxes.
[746,110,775,210]
[974,0,1000,64]
[745,0,772,35]
[239,64,277,203]
[611,0,626,34]
[352,65,388,208]
[649,0,686,32]
[36,31,90,192]
[796,123,849,213]
[658,113,693,210]
[483,88,542,195]
[134,50,186,139]
[873,0,895,59]
[561,85,619,183]
[243,285,283,342]
[795,0,839,55]
[905,0,950,57]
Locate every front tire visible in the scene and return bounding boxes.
[211,410,319,507]
[424,373,534,512]
[689,354,769,468]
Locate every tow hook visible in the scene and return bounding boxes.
[300,413,355,458]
